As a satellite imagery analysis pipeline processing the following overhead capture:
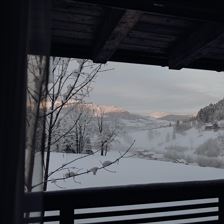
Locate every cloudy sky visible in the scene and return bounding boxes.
[88,62,224,115]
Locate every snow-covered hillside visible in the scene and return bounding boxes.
[52,103,224,169]
[197,97,224,122]
[148,111,170,118]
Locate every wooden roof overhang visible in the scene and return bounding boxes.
[29,0,224,71]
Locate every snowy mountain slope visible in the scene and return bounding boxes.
[52,103,224,169]
[159,114,193,122]
[147,111,170,118]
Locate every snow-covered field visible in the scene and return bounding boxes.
[47,151,224,191]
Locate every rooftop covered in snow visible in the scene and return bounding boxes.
[30,0,224,71]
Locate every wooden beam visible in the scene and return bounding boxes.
[168,22,224,70]
[72,0,224,23]
[92,8,141,63]
[50,41,92,59]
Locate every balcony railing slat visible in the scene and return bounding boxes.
[24,215,59,223]
[74,202,218,219]
[187,221,219,224]
[82,221,219,224]
[219,196,224,223]
[78,211,218,224]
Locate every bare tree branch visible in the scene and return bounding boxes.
[32,141,135,189]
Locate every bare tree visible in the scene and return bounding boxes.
[43,58,105,191]
[26,56,128,192]
[53,102,94,154]
[96,107,119,156]
[25,56,106,191]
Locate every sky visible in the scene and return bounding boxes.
[88,62,224,115]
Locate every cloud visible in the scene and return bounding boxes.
[88,62,224,114]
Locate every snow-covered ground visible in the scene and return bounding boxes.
[47,151,224,191]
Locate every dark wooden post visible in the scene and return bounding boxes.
[60,208,74,224]
[1,1,29,224]
[219,196,224,223]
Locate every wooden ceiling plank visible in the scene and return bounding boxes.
[52,21,96,33]
[119,44,167,54]
[128,31,177,42]
[53,1,103,16]
[92,8,142,63]
[52,28,94,40]
[122,37,170,48]
[53,12,100,25]
[135,22,185,36]
[140,13,195,28]
[71,0,224,23]
[169,22,224,69]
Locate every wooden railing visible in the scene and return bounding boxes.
[24,179,224,223]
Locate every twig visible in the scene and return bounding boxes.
[47,149,101,178]
[103,167,116,173]
[32,141,135,189]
